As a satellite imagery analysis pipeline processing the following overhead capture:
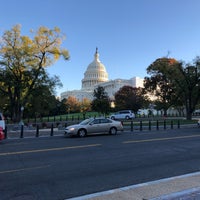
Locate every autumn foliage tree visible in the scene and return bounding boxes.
[80,98,91,113]
[144,58,179,116]
[65,96,80,113]
[0,25,69,122]
[166,58,200,120]
[144,57,200,119]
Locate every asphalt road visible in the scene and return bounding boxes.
[0,128,200,200]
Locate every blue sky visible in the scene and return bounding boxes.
[1,0,200,95]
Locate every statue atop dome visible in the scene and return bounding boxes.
[94,47,100,62]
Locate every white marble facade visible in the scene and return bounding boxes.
[61,48,144,101]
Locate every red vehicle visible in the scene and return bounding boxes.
[0,127,5,140]
[0,112,5,131]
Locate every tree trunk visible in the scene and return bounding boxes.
[163,109,167,117]
[186,112,192,120]
[185,95,194,120]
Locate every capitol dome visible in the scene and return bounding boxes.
[82,48,108,90]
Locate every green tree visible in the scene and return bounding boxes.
[0,94,10,118]
[57,99,68,115]
[26,84,64,118]
[114,86,148,113]
[91,86,110,115]
[0,25,69,122]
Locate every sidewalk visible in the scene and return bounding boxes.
[67,172,200,200]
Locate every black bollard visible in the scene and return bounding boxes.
[164,120,166,130]
[149,120,151,131]
[20,125,24,138]
[140,121,143,131]
[178,120,180,129]
[131,120,133,132]
[36,125,39,137]
[50,123,54,136]
[4,126,7,139]
[171,120,173,129]
[156,120,159,130]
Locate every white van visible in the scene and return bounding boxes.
[0,113,5,131]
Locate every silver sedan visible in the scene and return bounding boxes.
[64,117,123,137]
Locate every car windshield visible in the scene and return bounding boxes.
[79,118,93,125]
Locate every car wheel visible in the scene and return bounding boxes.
[125,116,130,120]
[111,116,115,120]
[109,127,117,135]
[78,129,86,137]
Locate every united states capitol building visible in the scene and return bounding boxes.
[61,48,144,101]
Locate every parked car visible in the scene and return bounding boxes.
[110,110,135,120]
[0,113,5,131]
[64,117,123,137]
